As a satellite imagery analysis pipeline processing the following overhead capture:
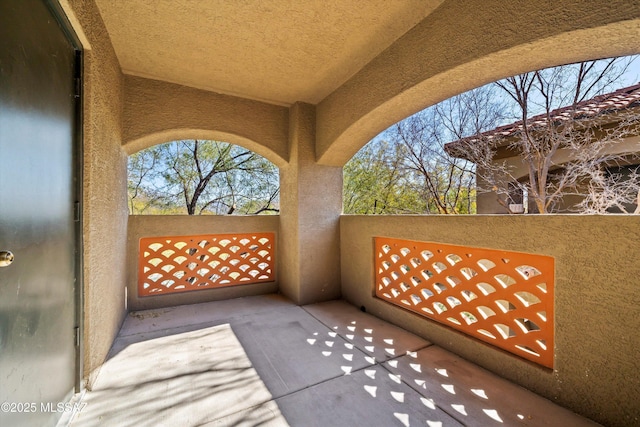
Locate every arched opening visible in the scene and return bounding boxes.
[343,55,640,215]
[128,139,279,215]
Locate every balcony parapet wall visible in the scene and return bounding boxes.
[340,214,639,427]
[127,215,279,311]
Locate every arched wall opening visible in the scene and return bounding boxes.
[318,17,640,168]
[126,136,281,216]
[341,55,640,215]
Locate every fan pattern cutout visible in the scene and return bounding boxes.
[375,237,554,368]
[139,233,275,296]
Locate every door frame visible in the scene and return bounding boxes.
[45,0,85,393]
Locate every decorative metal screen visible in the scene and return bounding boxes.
[139,233,275,296]
[375,237,554,368]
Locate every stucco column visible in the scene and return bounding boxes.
[279,102,342,304]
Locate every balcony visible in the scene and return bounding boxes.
[69,294,598,426]
[60,213,638,426]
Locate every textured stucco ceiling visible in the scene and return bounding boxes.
[94,0,442,106]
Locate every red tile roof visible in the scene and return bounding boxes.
[445,82,640,151]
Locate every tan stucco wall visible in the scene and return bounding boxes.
[60,0,129,388]
[127,215,279,311]
[340,214,640,427]
[317,0,640,166]
[279,103,343,304]
[121,75,289,167]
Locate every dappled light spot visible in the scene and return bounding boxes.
[451,404,468,416]
[420,397,436,410]
[306,338,316,345]
[471,388,488,399]
[365,345,375,352]
[435,368,448,377]
[387,360,399,368]
[441,384,456,394]
[410,363,422,373]
[364,369,376,379]
[365,356,376,364]
[426,421,443,427]
[385,347,396,356]
[406,351,418,358]
[322,351,331,357]
[364,385,377,398]
[328,331,337,337]
[347,325,356,332]
[344,342,354,349]
[394,412,410,427]
[342,354,353,361]
[388,373,402,384]
[324,341,334,347]
[341,366,352,375]
[384,338,394,345]
[346,334,355,340]
[483,408,504,423]
[391,391,405,403]
[364,328,373,334]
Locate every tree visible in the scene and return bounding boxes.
[127,140,279,215]
[343,139,425,214]
[448,57,640,214]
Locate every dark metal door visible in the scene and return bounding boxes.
[0,1,79,426]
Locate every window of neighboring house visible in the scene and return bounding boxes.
[127,139,280,215]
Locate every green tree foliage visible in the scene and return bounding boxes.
[128,140,279,215]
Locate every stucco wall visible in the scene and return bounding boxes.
[121,75,289,167]
[340,215,639,427]
[60,0,129,388]
[317,0,640,166]
[127,215,279,311]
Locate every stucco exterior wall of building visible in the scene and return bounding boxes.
[317,0,640,167]
[60,0,129,387]
[121,75,290,167]
[340,214,639,426]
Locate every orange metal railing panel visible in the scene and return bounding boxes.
[139,232,275,296]
[375,237,554,368]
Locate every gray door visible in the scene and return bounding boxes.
[0,0,79,426]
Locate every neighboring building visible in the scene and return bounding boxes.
[445,82,640,214]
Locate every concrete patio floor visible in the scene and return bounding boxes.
[68,294,600,427]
